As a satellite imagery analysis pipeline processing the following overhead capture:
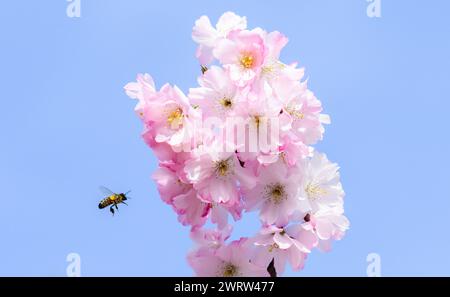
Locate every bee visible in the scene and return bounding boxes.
[98,186,131,215]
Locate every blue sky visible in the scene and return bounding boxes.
[1,0,449,276]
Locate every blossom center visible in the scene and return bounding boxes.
[268,243,279,252]
[222,263,238,277]
[288,110,304,119]
[262,61,285,76]
[240,54,254,69]
[286,105,304,119]
[167,107,183,128]
[265,182,287,204]
[305,183,326,200]
[214,158,232,177]
[219,97,233,109]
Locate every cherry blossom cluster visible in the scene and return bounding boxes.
[125,12,349,277]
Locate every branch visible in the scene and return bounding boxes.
[267,258,277,277]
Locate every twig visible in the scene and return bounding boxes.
[267,258,277,277]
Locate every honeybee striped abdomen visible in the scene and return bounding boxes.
[98,197,113,209]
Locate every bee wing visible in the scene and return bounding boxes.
[99,186,115,196]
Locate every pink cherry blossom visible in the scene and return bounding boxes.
[192,12,247,64]
[126,12,348,277]
[172,189,210,228]
[242,160,302,226]
[152,162,209,227]
[232,90,283,162]
[190,225,233,252]
[142,83,199,149]
[188,239,269,277]
[309,205,350,252]
[252,224,317,274]
[213,29,267,87]
[260,30,289,66]
[209,201,243,230]
[278,82,330,145]
[152,163,190,204]
[298,151,345,214]
[124,73,156,102]
[189,65,240,120]
[185,141,256,205]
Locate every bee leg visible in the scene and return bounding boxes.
[115,204,119,210]
[122,202,128,206]
[110,206,115,215]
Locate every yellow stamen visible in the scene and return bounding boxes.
[265,183,286,204]
[215,159,231,177]
[305,183,327,200]
[290,110,304,119]
[286,105,304,119]
[240,54,254,69]
[219,97,233,109]
[262,61,285,75]
[268,243,279,253]
[167,108,183,127]
[222,263,238,277]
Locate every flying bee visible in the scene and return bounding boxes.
[200,65,208,74]
[98,186,131,215]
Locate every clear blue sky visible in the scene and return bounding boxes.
[1,0,449,276]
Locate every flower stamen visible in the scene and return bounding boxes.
[286,105,304,119]
[222,263,238,277]
[268,243,279,252]
[214,158,232,177]
[167,108,183,128]
[219,97,233,109]
[240,54,254,69]
[265,182,287,204]
[305,183,327,200]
